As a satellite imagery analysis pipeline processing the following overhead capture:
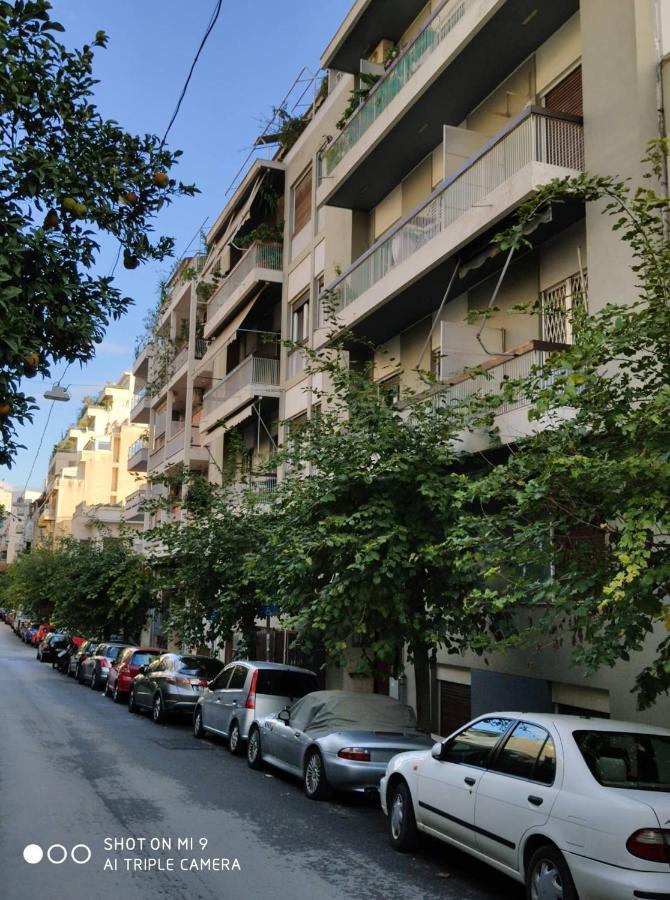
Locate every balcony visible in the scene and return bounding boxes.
[318,0,579,211]
[204,242,283,340]
[317,108,583,342]
[127,436,149,472]
[201,355,280,432]
[123,487,148,522]
[129,387,150,424]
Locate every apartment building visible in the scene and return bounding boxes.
[31,376,147,547]
[275,0,670,728]
[0,484,40,570]
[127,0,669,726]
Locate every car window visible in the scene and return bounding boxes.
[147,658,165,673]
[118,648,134,665]
[177,657,224,679]
[490,721,556,784]
[574,730,670,792]
[96,644,108,656]
[256,669,318,699]
[106,646,126,661]
[443,717,514,768]
[226,665,248,690]
[130,651,157,668]
[209,667,234,691]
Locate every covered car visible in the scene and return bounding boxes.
[246,690,433,799]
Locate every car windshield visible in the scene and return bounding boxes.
[105,646,126,661]
[256,670,318,699]
[574,730,670,792]
[177,657,222,678]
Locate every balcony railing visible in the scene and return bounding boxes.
[131,387,147,410]
[319,109,584,325]
[127,436,148,460]
[433,340,568,415]
[170,345,188,376]
[319,0,471,181]
[208,242,283,321]
[541,271,588,344]
[195,338,207,359]
[203,355,279,418]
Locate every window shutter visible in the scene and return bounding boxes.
[292,169,312,236]
[545,66,583,116]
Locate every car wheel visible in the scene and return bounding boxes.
[526,845,578,900]
[303,749,331,800]
[128,687,138,714]
[193,708,205,739]
[112,683,123,704]
[104,679,111,697]
[77,666,85,684]
[247,726,263,770]
[388,780,418,852]
[228,720,243,756]
[152,693,166,724]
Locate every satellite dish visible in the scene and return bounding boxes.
[44,385,71,402]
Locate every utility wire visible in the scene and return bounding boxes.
[160,0,223,148]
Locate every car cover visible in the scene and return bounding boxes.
[288,690,418,737]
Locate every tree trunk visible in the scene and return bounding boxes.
[413,641,433,733]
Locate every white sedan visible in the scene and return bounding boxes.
[380,713,670,900]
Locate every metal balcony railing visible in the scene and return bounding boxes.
[319,0,472,181]
[203,355,279,418]
[541,271,588,344]
[318,109,584,325]
[208,242,283,321]
[195,338,207,359]
[433,340,568,415]
[127,436,149,460]
[131,387,147,410]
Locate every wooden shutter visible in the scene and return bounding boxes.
[439,680,471,737]
[292,169,312,236]
[545,66,583,116]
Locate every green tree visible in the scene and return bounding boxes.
[0,544,59,620]
[260,348,484,730]
[450,142,670,710]
[0,0,196,464]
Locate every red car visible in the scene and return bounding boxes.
[104,647,161,703]
[32,623,55,646]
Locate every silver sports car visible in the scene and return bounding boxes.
[246,690,434,799]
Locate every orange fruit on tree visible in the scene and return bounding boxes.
[153,171,169,188]
[0,402,12,417]
[44,209,59,229]
[24,351,40,368]
[61,197,78,214]
[124,191,139,205]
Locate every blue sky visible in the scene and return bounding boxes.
[1,0,351,493]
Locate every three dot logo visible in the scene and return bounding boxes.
[23,843,91,865]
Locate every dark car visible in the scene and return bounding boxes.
[68,640,99,679]
[79,642,131,690]
[37,632,70,663]
[129,653,224,723]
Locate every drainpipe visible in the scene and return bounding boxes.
[653,0,669,239]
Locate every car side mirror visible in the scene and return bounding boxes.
[432,741,448,761]
[278,709,290,724]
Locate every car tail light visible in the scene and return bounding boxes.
[245,669,258,709]
[337,748,371,762]
[626,829,670,863]
[195,678,208,687]
[174,676,192,688]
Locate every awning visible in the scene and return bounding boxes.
[224,403,255,430]
[214,174,265,251]
[217,295,257,348]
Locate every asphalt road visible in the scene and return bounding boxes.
[0,624,522,900]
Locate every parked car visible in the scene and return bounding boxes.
[37,632,70,663]
[246,690,434,799]
[79,642,130,690]
[24,624,39,644]
[381,713,670,900]
[129,653,224,723]
[105,647,161,703]
[53,639,77,673]
[193,661,319,755]
[68,640,99,679]
[32,623,54,646]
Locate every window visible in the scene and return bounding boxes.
[291,168,312,237]
[130,651,157,668]
[209,666,233,691]
[177,657,224,679]
[226,664,248,690]
[491,721,556,784]
[574,731,670,792]
[379,375,400,407]
[256,669,318,699]
[443,717,514,768]
[291,291,310,342]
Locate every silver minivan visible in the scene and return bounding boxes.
[193,661,318,755]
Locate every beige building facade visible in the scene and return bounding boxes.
[130,0,670,726]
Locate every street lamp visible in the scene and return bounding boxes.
[43,385,70,402]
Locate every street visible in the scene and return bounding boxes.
[0,625,521,900]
